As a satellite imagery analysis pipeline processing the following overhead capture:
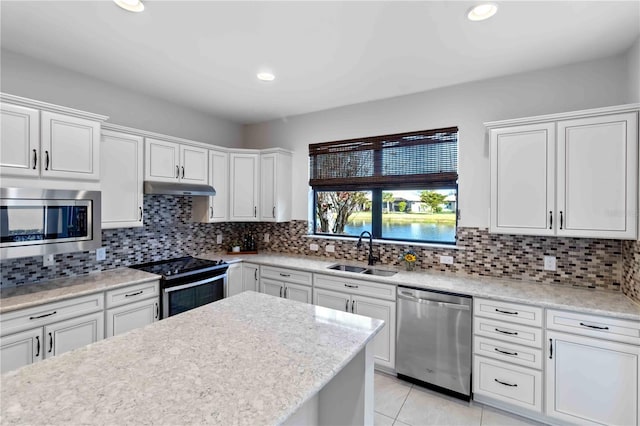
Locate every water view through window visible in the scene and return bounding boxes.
[315,189,456,244]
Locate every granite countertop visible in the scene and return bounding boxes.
[0,291,384,425]
[0,268,160,314]
[199,252,640,321]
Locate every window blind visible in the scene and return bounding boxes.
[309,127,458,189]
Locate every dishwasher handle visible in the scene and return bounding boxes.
[398,294,470,310]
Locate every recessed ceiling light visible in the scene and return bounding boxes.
[257,72,276,82]
[467,3,498,21]
[114,0,145,13]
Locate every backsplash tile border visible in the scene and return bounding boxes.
[0,196,628,297]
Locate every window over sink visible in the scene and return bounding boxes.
[309,127,458,244]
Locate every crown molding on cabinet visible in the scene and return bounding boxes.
[0,93,109,122]
[484,103,640,128]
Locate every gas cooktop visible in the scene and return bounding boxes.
[130,256,227,278]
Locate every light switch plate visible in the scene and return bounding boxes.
[96,247,106,261]
[544,255,557,271]
[264,233,270,243]
[43,254,54,267]
[216,234,223,244]
[325,244,335,253]
[440,255,454,265]
[310,243,319,251]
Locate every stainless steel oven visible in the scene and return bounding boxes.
[0,188,101,259]
[130,257,228,319]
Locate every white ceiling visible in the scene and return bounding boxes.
[1,1,639,124]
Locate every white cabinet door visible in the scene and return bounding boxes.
[285,283,312,304]
[242,263,260,292]
[260,153,276,221]
[44,311,104,358]
[314,288,350,312]
[261,278,284,298]
[353,294,396,369]
[490,123,555,235]
[0,328,43,374]
[179,144,208,184]
[546,330,639,426]
[557,112,638,239]
[0,103,39,177]
[101,130,144,229]
[226,263,243,297]
[210,150,228,221]
[40,111,100,180]
[229,152,259,221]
[106,298,159,338]
[145,138,179,182]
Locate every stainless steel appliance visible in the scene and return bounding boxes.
[130,256,228,319]
[0,187,101,259]
[396,285,472,400]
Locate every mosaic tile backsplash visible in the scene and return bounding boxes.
[1,195,636,303]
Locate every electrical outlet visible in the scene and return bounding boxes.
[325,244,335,253]
[544,255,557,271]
[440,255,454,265]
[309,243,319,251]
[216,234,223,244]
[264,233,270,243]
[43,254,54,267]
[96,247,106,261]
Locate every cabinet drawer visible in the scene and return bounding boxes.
[0,293,104,337]
[105,281,159,309]
[260,266,311,286]
[314,274,395,301]
[474,336,543,370]
[474,298,543,327]
[473,356,542,413]
[546,309,640,345]
[474,317,542,348]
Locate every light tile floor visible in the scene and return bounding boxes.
[374,372,546,426]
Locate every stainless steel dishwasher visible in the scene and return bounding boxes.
[396,285,472,400]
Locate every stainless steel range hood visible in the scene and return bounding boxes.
[144,181,216,196]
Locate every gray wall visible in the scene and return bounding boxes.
[244,52,630,226]
[627,37,640,103]
[0,49,243,147]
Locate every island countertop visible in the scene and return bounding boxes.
[0,291,384,425]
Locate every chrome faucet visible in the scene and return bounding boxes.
[357,231,378,266]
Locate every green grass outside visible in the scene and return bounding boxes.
[350,211,456,224]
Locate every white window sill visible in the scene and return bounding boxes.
[302,234,463,250]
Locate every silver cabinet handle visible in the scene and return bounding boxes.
[210,206,214,219]
[254,269,257,281]
[351,300,355,312]
[175,165,179,178]
[181,166,185,179]
[272,206,276,218]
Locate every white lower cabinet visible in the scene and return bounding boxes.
[260,266,313,304]
[106,298,159,337]
[226,263,243,297]
[44,311,104,357]
[0,327,43,374]
[242,263,260,292]
[313,276,396,370]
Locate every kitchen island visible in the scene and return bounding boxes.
[0,292,383,425]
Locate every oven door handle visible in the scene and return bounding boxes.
[163,274,227,293]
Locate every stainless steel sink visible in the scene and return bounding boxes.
[328,264,367,273]
[362,268,397,277]
[327,264,397,276]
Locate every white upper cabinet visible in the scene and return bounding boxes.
[101,129,144,229]
[260,150,292,222]
[488,105,639,240]
[229,151,260,221]
[0,103,39,177]
[145,138,208,185]
[0,95,107,182]
[490,123,555,236]
[193,149,228,223]
[556,112,637,239]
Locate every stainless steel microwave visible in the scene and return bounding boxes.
[0,188,101,259]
